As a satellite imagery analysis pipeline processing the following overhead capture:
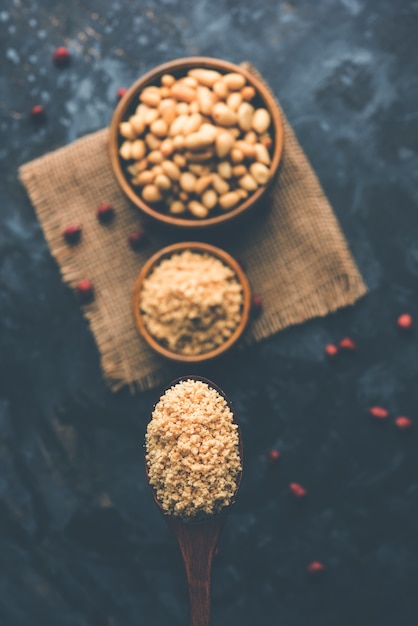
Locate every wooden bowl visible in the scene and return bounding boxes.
[109,56,283,229]
[132,242,252,362]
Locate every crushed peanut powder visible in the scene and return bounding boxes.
[146,379,242,518]
[139,249,244,355]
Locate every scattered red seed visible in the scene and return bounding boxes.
[394,416,413,430]
[63,224,82,244]
[214,547,220,558]
[30,104,45,121]
[339,337,356,350]
[267,449,280,464]
[289,482,307,498]
[75,279,94,303]
[397,313,413,330]
[369,406,389,419]
[251,294,263,316]
[307,561,325,575]
[325,344,338,357]
[52,46,71,67]
[96,203,115,223]
[128,230,145,250]
[116,87,127,99]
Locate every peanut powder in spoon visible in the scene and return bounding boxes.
[146,379,242,518]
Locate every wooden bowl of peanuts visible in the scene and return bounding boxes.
[131,241,252,362]
[109,57,283,228]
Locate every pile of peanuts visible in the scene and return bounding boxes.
[118,67,274,219]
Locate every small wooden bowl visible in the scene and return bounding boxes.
[109,56,283,229]
[132,242,252,362]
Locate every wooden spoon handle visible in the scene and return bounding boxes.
[168,516,225,626]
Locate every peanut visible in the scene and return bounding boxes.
[188,200,209,218]
[239,173,258,191]
[215,131,234,158]
[250,162,271,185]
[154,174,171,191]
[222,72,246,90]
[188,68,222,86]
[212,102,237,126]
[119,64,275,217]
[169,200,186,214]
[252,108,271,134]
[119,122,136,140]
[219,191,241,210]
[201,189,218,209]
[180,172,197,193]
[162,160,181,180]
[142,184,162,203]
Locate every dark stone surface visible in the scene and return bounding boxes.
[1,1,418,625]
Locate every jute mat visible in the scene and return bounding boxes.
[19,64,367,393]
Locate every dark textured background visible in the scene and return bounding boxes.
[1,1,418,625]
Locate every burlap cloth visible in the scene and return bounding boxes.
[19,63,367,393]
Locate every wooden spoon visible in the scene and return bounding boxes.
[145,375,243,626]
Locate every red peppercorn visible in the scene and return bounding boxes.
[267,449,280,464]
[96,203,115,223]
[339,337,356,351]
[397,313,413,330]
[128,230,146,250]
[116,87,127,99]
[52,46,71,67]
[394,416,413,430]
[289,482,307,498]
[307,561,325,575]
[325,344,338,357]
[30,104,45,121]
[75,279,94,303]
[251,294,263,316]
[369,406,389,419]
[63,224,82,244]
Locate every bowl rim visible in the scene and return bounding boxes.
[109,56,284,229]
[131,241,252,362]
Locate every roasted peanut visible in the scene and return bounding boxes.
[201,189,218,209]
[160,137,175,157]
[252,108,271,134]
[219,191,241,210]
[119,141,133,160]
[215,131,234,158]
[227,92,243,111]
[239,173,258,191]
[150,118,168,137]
[188,200,209,218]
[119,122,136,140]
[212,102,237,126]
[161,74,175,87]
[129,115,146,135]
[142,184,162,203]
[217,161,233,179]
[162,160,181,180]
[196,86,215,115]
[140,87,161,107]
[188,68,222,86]
[171,82,196,102]
[131,139,146,160]
[154,174,171,191]
[147,150,163,164]
[250,162,271,185]
[180,172,197,193]
[182,113,203,135]
[169,200,186,214]
[195,174,213,195]
[145,133,161,150]
[213,79,229,99]
[135,170,155,186]
[212,173,230,195]
[254,143,271,165]
[222,72,246,90]
[237,102,254,131]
